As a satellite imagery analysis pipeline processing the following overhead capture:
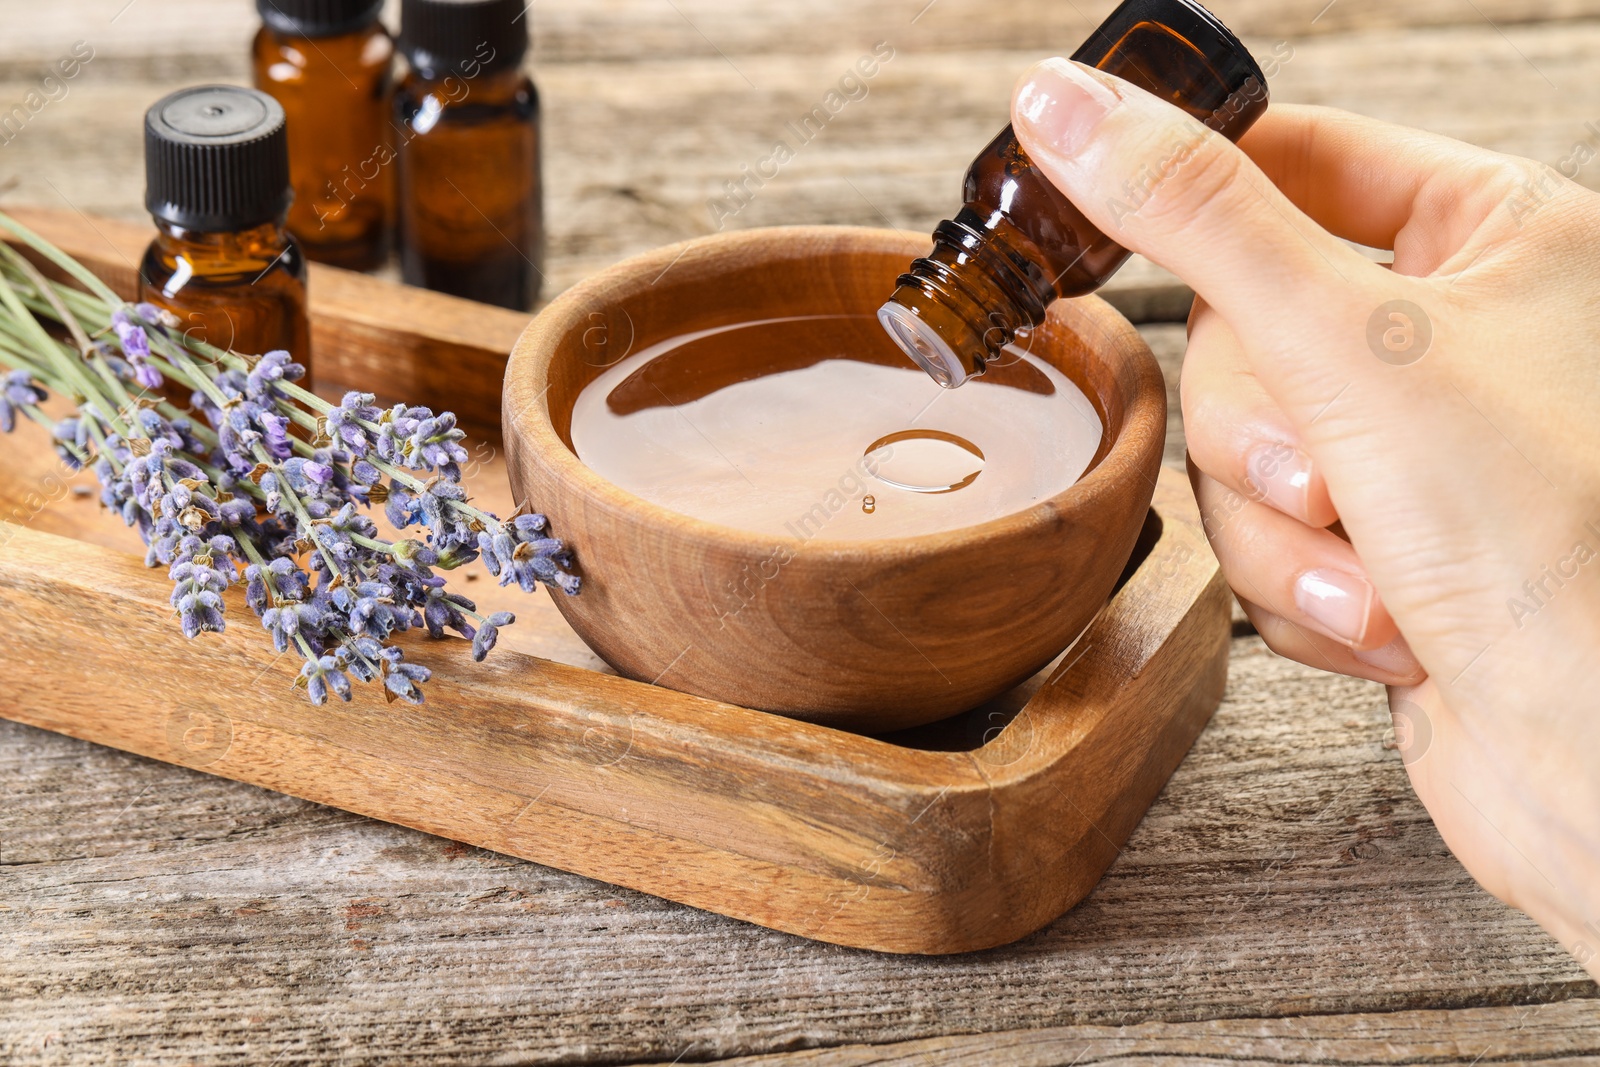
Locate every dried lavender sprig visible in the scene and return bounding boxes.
[7,253,535,583]
[0,211,580,705]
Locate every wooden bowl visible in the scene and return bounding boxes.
[503,227,1165,732]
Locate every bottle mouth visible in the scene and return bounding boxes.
[877,302,971,389]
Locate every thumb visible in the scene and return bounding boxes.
[1012,58,1388,410]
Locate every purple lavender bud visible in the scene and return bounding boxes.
[111,309,152,360]
[298,654,351,706]
[258,410,292,458]
[379,647,431,704]
[474,531,503,578]
[261,598,324,653]
[245,350,305,399]
[243,564,268,614]
[420,588,476,640]
[4,369,46,411]
[50,419,84,469]
[135,302,179,329]
[384,488,421,529]
[323,662,351,701]
[328,394,377,451]
[218,499,256,528]
[133,361,164,391]
[169,536,230,638]
[511,513,548,536]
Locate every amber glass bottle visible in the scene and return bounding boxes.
[394,0,543,310]
[139,86,312,384]
[879,0,1268,387]
[252,0,395,271]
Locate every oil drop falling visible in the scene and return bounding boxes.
[864,429,986,494]
[862,494,876,514]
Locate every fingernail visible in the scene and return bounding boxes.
[1353,633,1424,679]
[1245,442,1314,519]
[1014,58,1122,157]
[1294,568,1374,646]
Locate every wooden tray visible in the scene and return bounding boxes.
[0,209,1229,954]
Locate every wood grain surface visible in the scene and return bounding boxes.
[692,1000,1600,1066]
[4,633,1594,1064]
[2,0,1598,1062]
[0,447,1232,958]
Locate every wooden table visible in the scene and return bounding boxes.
[3,1,1598,1062]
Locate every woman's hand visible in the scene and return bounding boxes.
[1011,59,1600,978]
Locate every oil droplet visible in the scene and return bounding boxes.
[864,429,986,494]
[862,494,876,514]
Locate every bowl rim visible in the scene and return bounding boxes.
[505,224,1165,563]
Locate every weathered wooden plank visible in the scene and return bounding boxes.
[1,0,1594,72]
[8,20,1600,323]
[680,999,1600,1066]
[2,633,1592,1065]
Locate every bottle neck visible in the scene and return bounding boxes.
[262,19,383,45]
[405,61,527,103]
[879,207,1057,388]
[152,216,295,270]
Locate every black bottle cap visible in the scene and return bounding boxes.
[399,0,529,78]
[257,0,384,37]
[144,86,293,233]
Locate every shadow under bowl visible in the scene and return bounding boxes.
[503,226,1165,733]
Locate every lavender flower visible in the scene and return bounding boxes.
[0,218,581,707]
[169,535,233,639]
[379,647,430,704]
[0,369,45,433]
[261,597,325,654]
[480,513,582,595]
[328,392,381,451]
[299,654,352,705]
[111,308,163,390]
[131,360,163,391]
[472,611,514,662]
[135,301,179,329]
[110,308,150,359]
[245,349,301,400]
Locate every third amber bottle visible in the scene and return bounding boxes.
[253,0,396,272]
[395,0,544,310]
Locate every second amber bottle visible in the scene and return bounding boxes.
[395,0,544,310]
[253,0,396,272]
